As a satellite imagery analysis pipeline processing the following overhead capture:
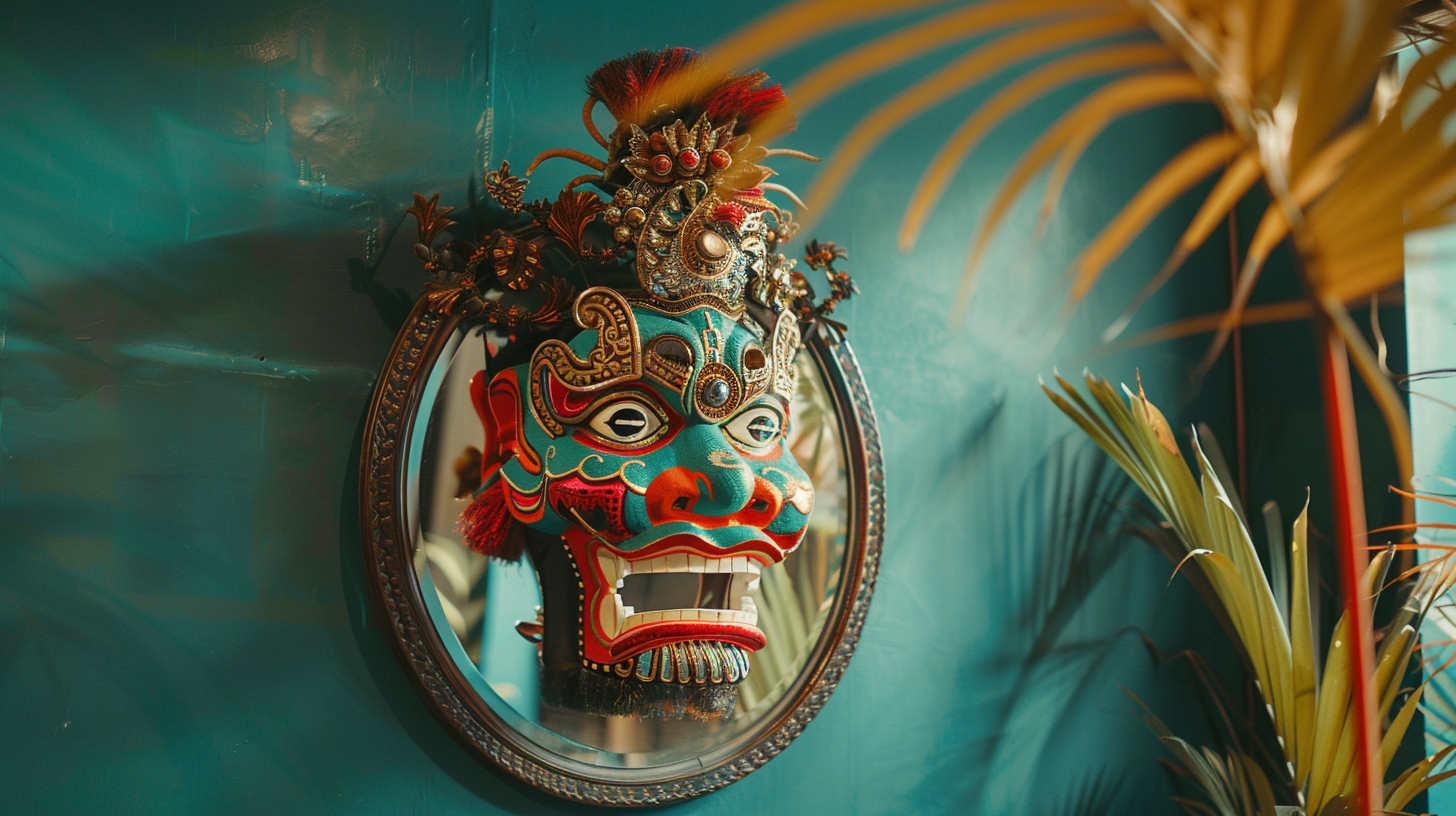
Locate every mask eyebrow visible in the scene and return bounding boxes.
[719,394,789,426]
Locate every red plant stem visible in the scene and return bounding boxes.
[1318,326,1381,814]
[1226,202,1248,510]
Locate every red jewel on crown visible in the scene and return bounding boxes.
[651,154,673,176]
[713,201,748,230]
[709,149,732,171]
[677,147,701,172]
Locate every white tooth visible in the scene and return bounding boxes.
[747,577,761,593]
[598,552,620,588]
[686,554,706,573]
[624,613,644,630]
[695,609,721,622]
[741,608,758,625]
[728,556,744,573]
[742,597,758,616]
[621,558,634,576]
[643,611,664,624]
[662,610,682,621]
[649,556,669,574]
[727,574,748,606]
[665,553,688,572]
[599,596,620,638]
[745,560,761,576]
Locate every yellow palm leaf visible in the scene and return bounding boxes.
[789,0,1121,116]
[1067,131,1242,301]
[1102,148,1261,341]
[954,71,1206,309]
[899,42,1178,251]
[802,13,1147,224]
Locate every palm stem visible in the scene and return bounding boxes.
[1316,324,1382,815]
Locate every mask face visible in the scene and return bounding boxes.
[474,294,813,695]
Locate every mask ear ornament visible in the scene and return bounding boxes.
[359,45,882,806]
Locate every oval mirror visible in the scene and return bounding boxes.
[359,48,882,804]
[362,304,880,803]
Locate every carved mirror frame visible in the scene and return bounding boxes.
[359,296,883,804]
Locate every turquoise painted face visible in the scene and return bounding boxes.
[473,288,812,672]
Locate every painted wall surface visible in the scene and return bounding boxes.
[1407,214,1456,816]
[6,1,1396,813]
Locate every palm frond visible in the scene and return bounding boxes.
[1045,372,1455,814]
[802,12,1150,221]
[900,41,1180,251]
[701,0,1435,503]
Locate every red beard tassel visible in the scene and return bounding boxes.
[456,481,525,562]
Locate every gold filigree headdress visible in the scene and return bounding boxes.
[408,48,857,340]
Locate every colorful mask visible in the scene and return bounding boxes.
[411,48,856,720]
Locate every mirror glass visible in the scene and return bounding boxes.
[403,320,849,767]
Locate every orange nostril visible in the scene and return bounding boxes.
[645,466,785,528]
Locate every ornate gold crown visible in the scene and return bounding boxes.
[407,48,857,338]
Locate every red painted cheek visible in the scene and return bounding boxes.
[766,527,807,553]
[644,466,784,529]
[547,476,630,540]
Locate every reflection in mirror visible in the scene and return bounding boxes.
[407,323,846,761]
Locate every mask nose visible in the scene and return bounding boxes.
[643,427,783,528]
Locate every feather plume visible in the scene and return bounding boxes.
[586,47,700,123]
[586,47,791,134]
[704,71,788,129]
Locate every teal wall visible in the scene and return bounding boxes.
[0,1,1326,813]
[1406,194,1456,816]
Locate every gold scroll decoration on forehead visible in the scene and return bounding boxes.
[768,310,800,398]
[529,287,642,437]
[644,336,693,394]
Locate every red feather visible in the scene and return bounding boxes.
[705,72,787,129]
[586,48,791,133]
[587,47,700,121]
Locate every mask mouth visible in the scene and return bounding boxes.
[573,528,784,665]
[599,551,761,639]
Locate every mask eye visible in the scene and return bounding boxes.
[724,406,785,451]
[587,398,665,446]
